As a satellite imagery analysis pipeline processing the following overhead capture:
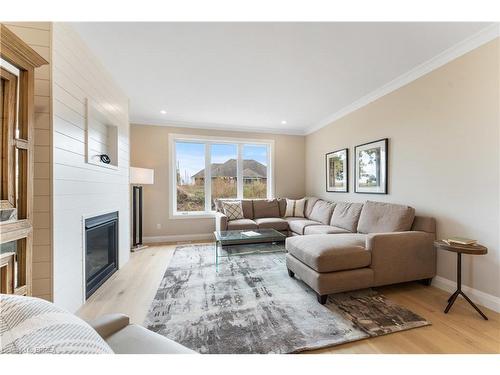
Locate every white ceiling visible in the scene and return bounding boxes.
[71,22,493,135]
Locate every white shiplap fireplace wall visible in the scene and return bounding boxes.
[52,23,130,312]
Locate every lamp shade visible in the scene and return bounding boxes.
[130,167,154,185]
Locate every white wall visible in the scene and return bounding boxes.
[305,39,500,303]
[52,23,130,312]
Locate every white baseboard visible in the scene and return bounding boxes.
[143,233,214,244]
[432,276,500,313]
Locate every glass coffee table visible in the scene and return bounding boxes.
[214,229,286,270]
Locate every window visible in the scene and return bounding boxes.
[175,142,206,212]
[171,135,273,215]
[243,144,268,199]
[210,144,238,209]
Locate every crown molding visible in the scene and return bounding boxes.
[305,23,500,135]
[130,117,306,136]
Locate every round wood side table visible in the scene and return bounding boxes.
[434,240,488,320]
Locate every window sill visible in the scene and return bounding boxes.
[170,212,217,220]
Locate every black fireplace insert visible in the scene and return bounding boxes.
[85,211,118,299]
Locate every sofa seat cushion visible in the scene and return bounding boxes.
[286,218,322,234]
[285,234,370,273]
[227,218,258,230]
[357,201,415,234]
[254,217,289,231]
[106,324,195,354]
[303,225,350,235]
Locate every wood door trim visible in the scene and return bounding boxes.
[15,139,29,149]
[1,67,17,205]
[14,285,27,296]
[1,23,48,297]
[0,252,15,293]
[0,219,32,243]
[1,24,48,69]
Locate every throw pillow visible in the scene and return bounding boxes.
[284,198,306,218]
[222,200,244,220]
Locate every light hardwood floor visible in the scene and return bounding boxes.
[77,243,500,354]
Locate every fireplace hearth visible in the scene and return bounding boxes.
[85,212,118,299]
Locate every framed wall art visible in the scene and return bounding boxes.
[355,138,388,194]
[326,148,348,193]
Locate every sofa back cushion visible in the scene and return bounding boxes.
[215,199,254,219]
[357,200,415,234]
[309,200,336,225]
[277,198,287,217]
[330,202,364,232]
[304,197,320,219]
[0,294,113,354]
[240,200,255,219]
[411,216,436,234]
[253,199,280,219]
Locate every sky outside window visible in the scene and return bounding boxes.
[176,142,205,184]
[176,142,267,184]
[243,144,267,166]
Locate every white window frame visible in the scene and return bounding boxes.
[169,133,275,218]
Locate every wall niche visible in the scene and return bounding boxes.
[85,98,119,170]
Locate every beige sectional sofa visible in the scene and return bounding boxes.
[215,197,436,304]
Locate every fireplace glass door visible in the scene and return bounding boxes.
[85,212,118,298]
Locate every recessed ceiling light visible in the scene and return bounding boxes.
[160,110,167,114]
[281,120,287,125]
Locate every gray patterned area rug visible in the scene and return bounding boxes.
[144,244,430,354]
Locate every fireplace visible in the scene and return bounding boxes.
[85,212,118,299]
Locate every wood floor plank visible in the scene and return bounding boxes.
[76,243,500,354]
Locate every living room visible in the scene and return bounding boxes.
[1,0,499,372]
